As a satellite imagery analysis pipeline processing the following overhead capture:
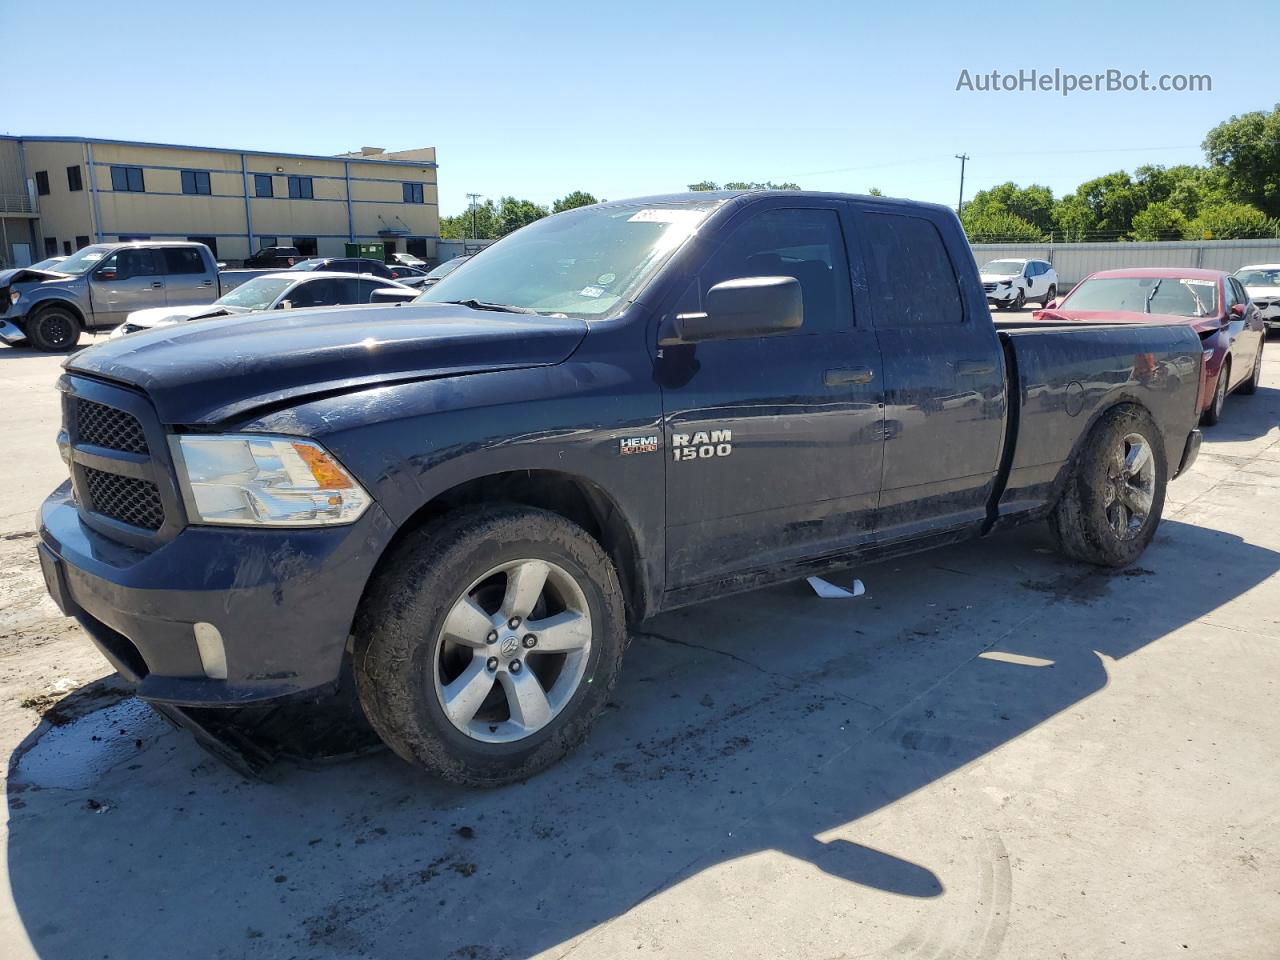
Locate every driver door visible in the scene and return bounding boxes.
[88,248,165,327]
[658,200,885,590]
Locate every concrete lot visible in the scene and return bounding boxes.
[0,324,1277,959]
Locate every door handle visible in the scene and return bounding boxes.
[201,280,213,287]
[150,281,164,289]
[825,367,875,386]
[957,360,996,376]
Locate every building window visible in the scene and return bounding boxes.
[67,166,83,192]
[44,238,57,256]
[110,166,145,192]
[402,182,425,204]
[75,235,90,250]
[406,237,428,259]
[62,240,72,255]
[116,235,151,241]
[181,170,212,195]
[254,174,273,198]
[292,236,318,257]
[258,236,278,249]
[287,176,314,200]
[35,171,50,196]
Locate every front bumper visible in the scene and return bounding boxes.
[0,319,28,345]
[38,479,395,707]
[985,285,1019,303]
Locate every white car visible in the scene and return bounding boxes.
[111,271,418,338]
[979,258,1057,311]
[1234,264,1280,331]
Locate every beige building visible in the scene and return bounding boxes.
[0,136,439,267]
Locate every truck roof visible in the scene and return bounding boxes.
[601,190,957,217]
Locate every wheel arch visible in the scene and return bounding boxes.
[28,296,86,327]
[1051,395,1163,506]
[364,469,652,626]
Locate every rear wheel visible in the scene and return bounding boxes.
[1041,284,1057,308]
[1238,342,1263,396]
[27,306,82,352]
[1200,360,1229,426]
[1048,406,1167,568]
[353,505,627,786]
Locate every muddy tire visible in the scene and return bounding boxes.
[353,505,627,786]
[1238,343,1263,396]
[27,305,83,352]
[1048,405,1167,568]
[1200,360,1229,426]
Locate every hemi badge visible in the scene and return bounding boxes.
[619,435,659,456]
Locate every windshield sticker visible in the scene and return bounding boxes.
[1181,279,1215,287]
[627,209,703,225]
[579,286,605,298]
[596,272,616,285]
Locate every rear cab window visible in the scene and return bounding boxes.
[860,213,964,327]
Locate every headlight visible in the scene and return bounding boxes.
[1000,279,1013,287]
[170,434,370,526]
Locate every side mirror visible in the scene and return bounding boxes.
[97,269,117,282]
[1230,303,1245,318]
[664,276,803,344]
[279,300,293,310]
[369,287,418,304]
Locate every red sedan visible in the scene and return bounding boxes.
[1034,267,1267,425]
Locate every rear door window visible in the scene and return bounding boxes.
[861,214,963,327]
[161,247,206,275]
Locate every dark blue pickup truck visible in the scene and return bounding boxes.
[37,191,1203,784]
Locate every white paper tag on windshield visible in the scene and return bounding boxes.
[1182,279,1215,287]
[627,208,703,225]
[579,286,605,298]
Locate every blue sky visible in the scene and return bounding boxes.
[1,0,1269,216]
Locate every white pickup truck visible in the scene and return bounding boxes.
[980,258,1058,311]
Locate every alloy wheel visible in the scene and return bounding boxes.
[1103,432,1155,541]
[433,558,593,743]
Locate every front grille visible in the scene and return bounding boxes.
[982,282,997,293]
[83,467,165,530]
[77,399,149,454]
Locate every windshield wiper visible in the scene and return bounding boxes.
[1144,279,1162,313]
[442,298,539,315]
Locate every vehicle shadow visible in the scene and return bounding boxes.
[7,512,1278,958]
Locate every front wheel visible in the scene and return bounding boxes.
[353,505,627,786]
[1048,406,1167,568]
[27,306,82,352]
[1010,289,1026,311]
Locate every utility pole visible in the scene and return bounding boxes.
[466,193,482,239]
[954,154,969,214]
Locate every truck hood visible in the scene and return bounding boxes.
[66,302,590,424]
[980,273,1023,284]
[1030,307,1223,335]
[0,266,73,288]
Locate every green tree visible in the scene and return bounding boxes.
[495,197,550,236]
[964,182,1055,234]
[687,181,719,191]
[1051,194,1096,242]
[1130,201,1190,241]
[1073,171,1147,237]
[686,180,801,191]
[867,187,884,196]
[552,191,598,213]
[440,198,499,239]
[1202,104,1280,218]
[1187,202,1278,240]
[960,208,1042,242]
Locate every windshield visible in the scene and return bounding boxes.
[291,259,325,271]
[215,276,294,310]
[1235,267,1280,287]
[981,260,1024,276]
[425,257,468,280]
[418,201,722,318]
[1062,276,1220,317]
[30,256,65,271]
[42,245,113,276]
